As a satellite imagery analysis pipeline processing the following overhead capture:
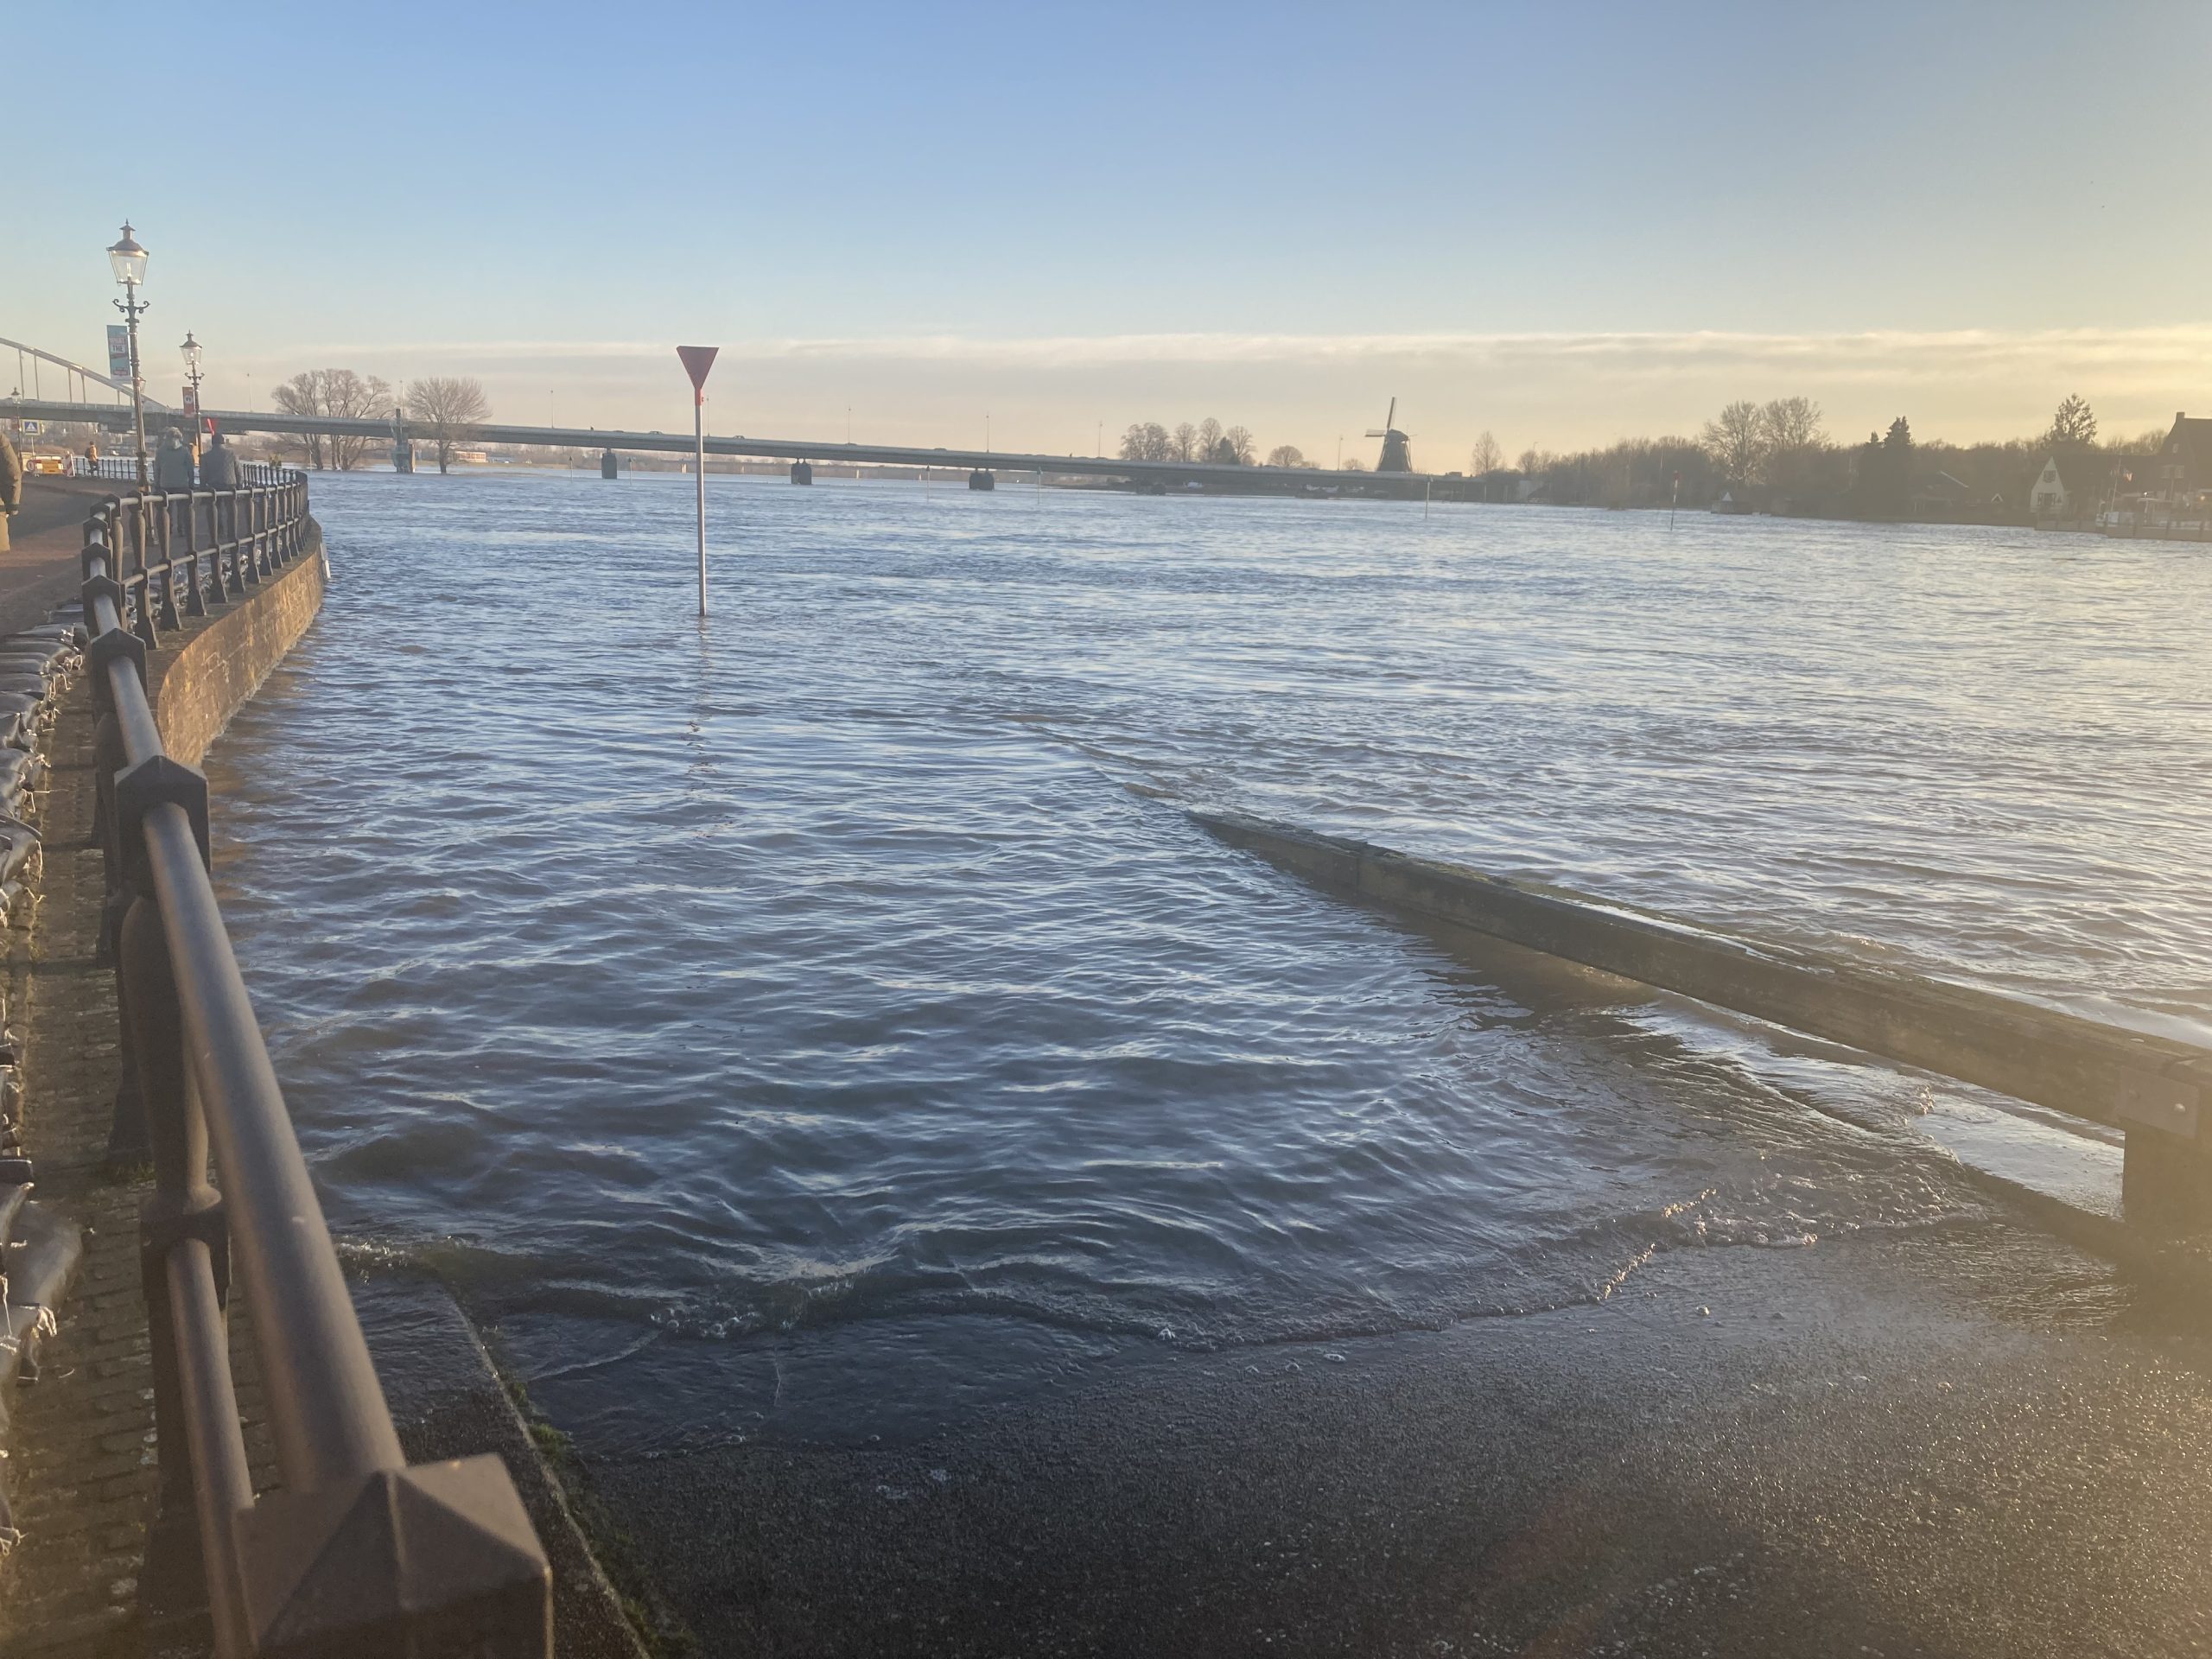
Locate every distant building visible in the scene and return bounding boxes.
[2028,451,2110,520]
[2105,415,2212,528]
[1908,470,1973,518]
[2148,412,2212,513]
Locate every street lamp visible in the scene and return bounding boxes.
[106,223,149,488]
[180,331,204,417]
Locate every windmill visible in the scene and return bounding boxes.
[1366,398,1413,473]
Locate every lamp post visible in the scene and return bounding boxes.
[107,223,149,488]
[180,331,204,422]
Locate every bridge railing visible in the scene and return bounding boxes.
[79,481,551,1656]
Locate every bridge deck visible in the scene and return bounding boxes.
[2,400,1439,491]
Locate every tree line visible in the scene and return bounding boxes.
[271,371,492,473]
[1120,418,1266,466]
[1483,393,2159,519]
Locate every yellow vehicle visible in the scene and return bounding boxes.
[22,451,69,476]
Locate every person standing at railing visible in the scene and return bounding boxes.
[153,425,194,491]
[200,429,240,542]
[0,430,19,554]
[153,425,194,546]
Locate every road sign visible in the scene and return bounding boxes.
[18,422,42,436]
[676,346,720,617]
[676,346,718,402]
[106,326,130,380]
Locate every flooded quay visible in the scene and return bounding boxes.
[198,472,2212,1655]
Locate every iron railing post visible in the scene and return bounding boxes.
[120,889,231,1635]
[184,493,208,619]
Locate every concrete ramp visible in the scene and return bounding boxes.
[1193,808,2212,1228]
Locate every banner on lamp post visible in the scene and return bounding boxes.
[106,326,130,380]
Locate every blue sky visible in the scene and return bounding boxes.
[10,1,2209,461]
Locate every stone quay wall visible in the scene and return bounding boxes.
[147,524,329,767]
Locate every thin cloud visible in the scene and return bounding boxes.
[289,325,2212,376]
[212,325,2210,453]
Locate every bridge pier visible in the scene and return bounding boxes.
[600,450,620,480]
[968,469,995,491]
[791,461,813,486]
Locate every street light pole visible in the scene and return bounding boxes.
[180,331,204,423]
[108,223,150,489]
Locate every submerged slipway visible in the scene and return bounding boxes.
[207,473,2212,1656]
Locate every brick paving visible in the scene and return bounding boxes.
[0,588,275,1659]
[0,663,157,1656]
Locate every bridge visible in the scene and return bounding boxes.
[0,397,1446,495]
[2,338,168,411]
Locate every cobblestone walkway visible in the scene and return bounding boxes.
[0,659,271,1659]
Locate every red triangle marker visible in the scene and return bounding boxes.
[676,346,719,403]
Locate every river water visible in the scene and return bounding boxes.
[202,472,2209,1452]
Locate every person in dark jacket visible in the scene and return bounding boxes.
[200,429,241,541]
[152,427,194,545]
[200,429,240,489]
[0,431,20,555]
[152,426,194,491]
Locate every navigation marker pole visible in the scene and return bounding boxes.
[1669,470,1681,530]
[677,346,720,616]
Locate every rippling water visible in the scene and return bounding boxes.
[201,472,2209,1447]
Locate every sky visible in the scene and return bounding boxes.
[9,1,2209,465]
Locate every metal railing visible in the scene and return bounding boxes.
[79,480,551,1656]
[74,454,289,487]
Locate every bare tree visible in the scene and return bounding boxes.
[1758,397,1823,453]
[1701,400,1767,486]
[1265,444,1306,468]
[1194,418,1223,463]
[1118,422,1174,463]
[1340,456,1367,473]
[272,370,393,469]
[405,376,493,474]
[1223,426,1256,466]
[1756,397,1827,502]
[1470,430,1503,475]
[1172,422,1198,463]
[320,370,395,470]
[1516,448,1541,474]
[271,372,327,469]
